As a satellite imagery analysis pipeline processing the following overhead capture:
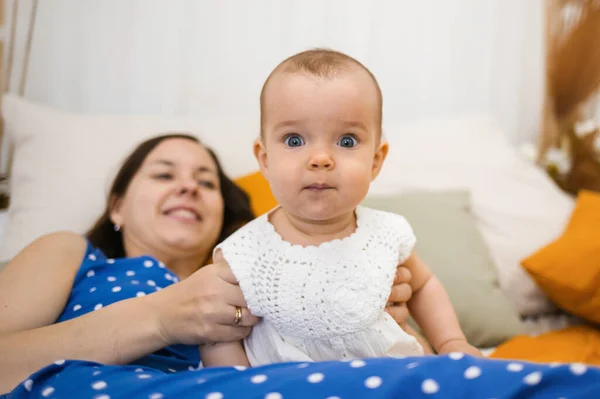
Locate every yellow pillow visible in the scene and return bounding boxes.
[490,325,600,365]
[234,171,278,217]
[521,190,600,324]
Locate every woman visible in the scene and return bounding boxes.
[0,133,416,395]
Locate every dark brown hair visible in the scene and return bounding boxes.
[86,133,254,259]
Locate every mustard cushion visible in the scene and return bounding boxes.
[522,190,600,324]
[234,172,278,217]
[490,325,600,366]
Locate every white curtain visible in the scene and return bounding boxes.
[9,0,544,143]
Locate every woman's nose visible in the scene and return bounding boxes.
[177,179,199,196]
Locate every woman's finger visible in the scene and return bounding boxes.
[215,259,241,285]
[388,282,412,303]
[385,302,410,326]
[216,304,260,328]
[394,266,412,285]
[207,325,253,344]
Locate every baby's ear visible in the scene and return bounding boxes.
[253,138,269,176]
[371,140,389,181]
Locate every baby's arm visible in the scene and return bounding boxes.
[200,341,250,367]
[402,252,481,356]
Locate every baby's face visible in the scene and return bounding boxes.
[257,69,386,222]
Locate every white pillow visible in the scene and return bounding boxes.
[1,94,574,317]
[0,94,258,261]
[372,116,575,316]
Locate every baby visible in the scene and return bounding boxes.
[201,48,480,367]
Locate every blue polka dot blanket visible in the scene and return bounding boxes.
[4,354,600,398]
[3,240,600,398]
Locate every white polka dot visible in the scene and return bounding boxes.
[168,368,177,373]
[107,259,115,264]
[135,368,144,373]
[24,379,33,391]
[147,280,156,287]
[164,273,172,281]
[365,376,383,389]
[42,386,55,397]
[149,394,163,399]
[137,374,152,379]
[406,362,419,369]
[131,280,140,285]
[126,271,135,276]
[188,366,196,371]
[89,287,97,293]
[197,378,206,384]
[92,381,107,390]
[87,270,95,277]
[234,365,247,371]
[421,379,439,394]
[95,395,110,399]
[350,359,366,368]
[94,304,103,310]
[326,397,341,399]
[570,363,588,376]
[158,262,166,268]
[307,373,324,383]
[464,366,481,379]
[507,362,524,372]
[205,393,223,399]
[550,362,562,368]
[265,394,282,399]
[89,254,97,261]
[107,276,116,282]
[448,352,464,360]
[144,260,154,268]
[155,287,162,291]
[112,286,122,293]
[136,292,146,297]
[54,359,65,365]
[93,371,101,376]
[297,363,309,368]
[251,374,268,384]
[172,277,179,282]
[523,371,542,385]
[72,304,82,311]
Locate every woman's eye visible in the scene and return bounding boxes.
[338,135,358,148]
[199,180,216,189]
[154,173,173,180]
[284,134,305,147]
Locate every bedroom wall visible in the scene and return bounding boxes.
[3,0,544,173]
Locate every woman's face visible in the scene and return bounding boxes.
[110,138,225,262]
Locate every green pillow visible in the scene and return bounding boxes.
[362,190,523,348]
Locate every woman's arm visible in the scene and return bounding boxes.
[0,232,259,392]
[0,232,167,392]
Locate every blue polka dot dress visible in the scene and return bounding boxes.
[4,239,600,398]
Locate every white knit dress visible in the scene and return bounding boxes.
[215,206,424,366]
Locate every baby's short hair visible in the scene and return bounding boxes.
[260,48,383,136]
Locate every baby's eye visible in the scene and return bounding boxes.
[338,135,358,148]
[284,134,305,148]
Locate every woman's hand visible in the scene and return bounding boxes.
[149,252,259,347]
[385,265,413,327]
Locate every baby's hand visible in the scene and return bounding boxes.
[437,339,482,357]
